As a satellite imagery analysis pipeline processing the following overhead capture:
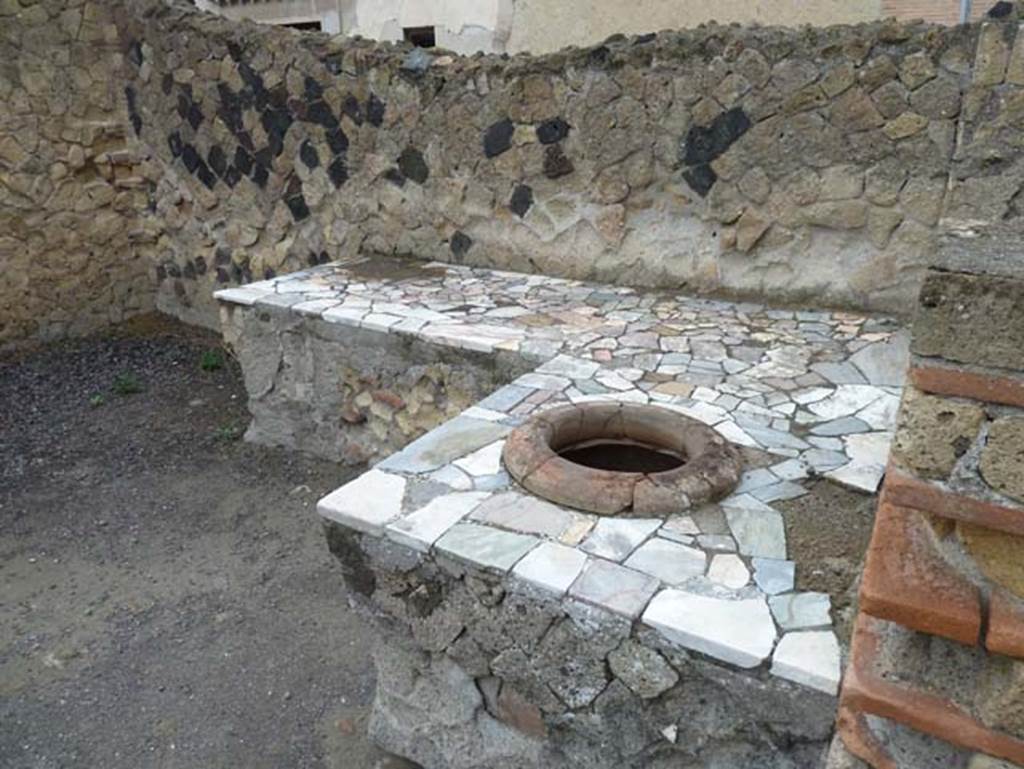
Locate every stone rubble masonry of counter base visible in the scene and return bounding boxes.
[830,244,1024,768]
[7,1,1024,349]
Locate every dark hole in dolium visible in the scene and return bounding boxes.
[558,439,685,473]
[404,26,436,47]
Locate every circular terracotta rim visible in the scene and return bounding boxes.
[502,403,743,516]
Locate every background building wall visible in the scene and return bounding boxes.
[882,0,993,26]
[505,0,884,54]
[195,0,344,33]
[343,0,512,55]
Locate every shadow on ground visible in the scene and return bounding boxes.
[0,315,410,769]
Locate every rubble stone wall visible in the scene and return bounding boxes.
[830,229,1024,768]
[0,0,158,349]
[221,298,534,464]
[119,1,1024,330]
[7,0,1024,346]
[325,523,838,769]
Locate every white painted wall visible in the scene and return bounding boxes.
[344,0,512,54]
[201,0,892,54]
[196,0,343,32]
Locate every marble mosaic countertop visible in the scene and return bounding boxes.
[216,256,909,695]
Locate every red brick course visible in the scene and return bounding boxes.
[910,365,1024,410]
[886,469,1024,537]
[987,587,1024,660]
[840,262,1024,766]
[842,615,1024,766]
[835,705,897,769]
[860,497,982,646]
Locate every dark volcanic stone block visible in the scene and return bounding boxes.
[304,76,324,101]
[300,139,320,169]
[252,164,269,189]
[326,127,349,155]
[234,146,253,175]
[286,194,310,221]
[288,98,307,121]
[510,184,533,217]
[543,145,574,179]
[450,231,473,258]
[483,119,514,158]
[536,118,570,145]
[181,143,200,173]
[261,108,293,143]
[196,160,217,190]
[236,130,254,151]
[254,147,274,169]
[989,1,1014,17]
[239,62,264,92]
[683,163,717,197]
[307,100,339,129]
[217,85,245,134]
[328,157,348,188]
[186,103,203,131]
[342,94,363,125]
[251,85,269,112]
[588,45,610,66]
[367,94,386,127]
[269,84,290,110]
[398,148,429,184]
[128,40,143,67]
[682,107,751,167]
[208,145,227,178]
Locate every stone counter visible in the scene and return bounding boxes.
[216,256,910,768]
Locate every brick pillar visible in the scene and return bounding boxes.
[834,231,1024,768]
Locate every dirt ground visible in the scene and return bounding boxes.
[777,480,876,643]
[0,316,412,769]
